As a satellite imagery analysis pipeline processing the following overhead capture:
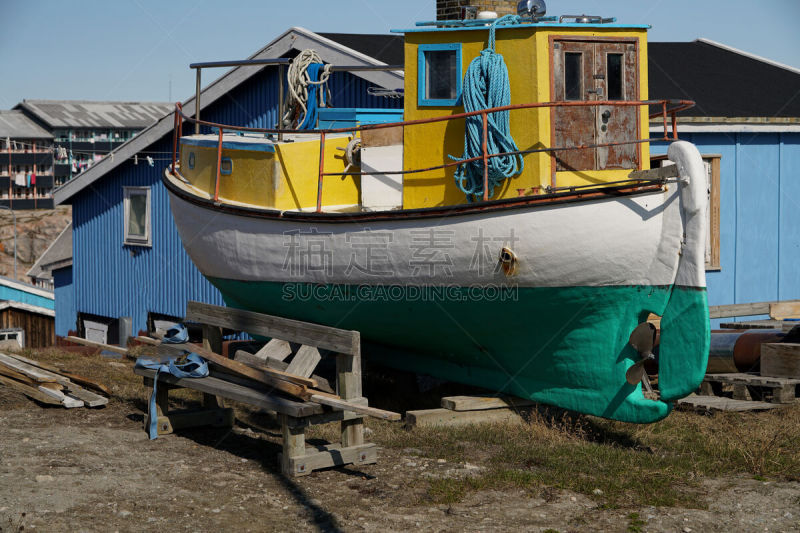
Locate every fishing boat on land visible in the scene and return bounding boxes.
[163,4,710,423]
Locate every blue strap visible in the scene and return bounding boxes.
[135,352,209,439]
[162,323,189,344]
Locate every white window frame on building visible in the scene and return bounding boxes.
[122,186,152,247]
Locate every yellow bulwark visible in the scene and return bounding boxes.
[402,24,650,209]
[179,134,359,211]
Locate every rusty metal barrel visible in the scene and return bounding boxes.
[707,329,785,373]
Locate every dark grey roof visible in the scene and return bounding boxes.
[27,223,72,280]
[318,33,404,65]
[650,39,800,119]
[15,100,174,130]
[0,110,53,139]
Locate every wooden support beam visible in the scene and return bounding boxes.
[281,442,377,477]
[405,407,528,428]
[64,336,130,356]
[233,350,334,393]
[64,386,108,408]
[709,300,800,319]
[134,367,323,418]
[309,393,400,421]
[441,395,536,412]
[148,408,234,435]
[255,339,292,362]
[0,353,64,384]
[37,386,84,408]
[186,301,360,356]
[285,345,321,379]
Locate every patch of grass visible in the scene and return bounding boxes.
[365,404,800,508]
[627,512,646,532]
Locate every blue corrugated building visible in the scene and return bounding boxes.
[50,29,800,342]
[648,39,800,326]
[51,28,403,341]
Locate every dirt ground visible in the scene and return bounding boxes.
[0,352,798,533]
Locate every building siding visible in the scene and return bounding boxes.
[0,284,54,309]
[65,67,402,336]
[652,131,800,325]
[54,266,76,336]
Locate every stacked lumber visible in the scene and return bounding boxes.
[0,352,109,408]
[137,336,400,422]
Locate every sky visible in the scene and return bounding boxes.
[1,0,799,107]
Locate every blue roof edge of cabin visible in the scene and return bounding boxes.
[392,22,651,33]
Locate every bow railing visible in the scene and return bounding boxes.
[170,98,694,210]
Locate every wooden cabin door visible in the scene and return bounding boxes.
[552,39,639,172]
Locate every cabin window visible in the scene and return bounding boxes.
[188,151,195,169]
[606,53,623,100]
[418,43,462,106]
[564,52,583,100]
[220,157,233,175]
[123,186,151,247]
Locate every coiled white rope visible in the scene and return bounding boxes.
[281,49,332,129]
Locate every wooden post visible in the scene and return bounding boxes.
[337,349,364,448]
[281,414,307,475]
[202,324,223,408]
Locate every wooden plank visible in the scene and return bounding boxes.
[65,336,129,356]
[185,301,359,355]
[134,336,161,345]
[405,407,528,428]
[0,352,61,383]
[761,343,800,379]
[361,125,403,147]
[709,302,772,319]
[134,366,323,418]
[441,395,536,412]
[285,345,321,379]
[676,394,779,413]
[156,342,316,393]
[704,372,800,387]
[719,319,786,330]
[255,338,292,362]
[2,353,62,374]
[37,386,83,408]
[770,302,800,320]
[64,386,108,407]
[0,374,62,405]
[281,443,376,477]
[309,392,401,421]
[233,351,334,393]
[149,408,234,435]
[57,371,111,397]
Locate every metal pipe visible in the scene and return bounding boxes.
[316,132,326,213]
[278,64,285,142]
[213,129,223,202]
[707,329,786,373]
[195,69,202,135]
[482,112,489,202]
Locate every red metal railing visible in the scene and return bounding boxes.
[170,98,694,209]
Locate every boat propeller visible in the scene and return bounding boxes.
[626,322,657,385]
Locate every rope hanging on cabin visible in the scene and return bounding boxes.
[449,14,525,201]
[281,49,332,130]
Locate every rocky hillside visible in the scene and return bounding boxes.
[0,207,71,282]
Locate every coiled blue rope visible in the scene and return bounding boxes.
[298,63,327,130]
[449,15,524,201]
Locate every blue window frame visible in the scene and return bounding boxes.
[418,43,462,106]
[220,157,233,175]
[187,151,195,170]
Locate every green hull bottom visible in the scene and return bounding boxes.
[208,279,709,423]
